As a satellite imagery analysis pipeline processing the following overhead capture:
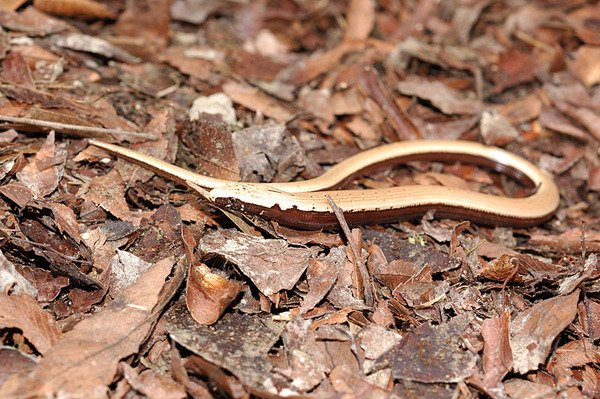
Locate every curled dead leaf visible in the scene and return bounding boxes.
[34,0,118,19]
[185,263,242,325]
[480,254,519,282]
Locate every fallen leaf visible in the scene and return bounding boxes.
[166,301,285,392]
[50,202,81,244]
[52,33,139,63]
[109,250,154,297]
[283,41,364,86]
[128,205,186,263]
[528,229,600,253]
[504,379,554,399]
[0,292,61,354]
[0,0,27,11]
[569,45,600,87]
[329,364,388,398]
[170,0,222,24]
[14,264,68,303]
[185,263,242,325]
[200,229,315,296]
[480,110,519,146]
[188,93,237,125]
[223,81,293,123]
[0,256,175,398]
[179,119,240,181]
[481,311,513,387]
[1,50,35,89]
[359,324,402,360]
[568,4,600,45]
[298,258,339,314]
[16,132,67,197]
[397,76,482,115]
[0,249,37,296]
[121,362,186,399]
[34,0,117,19]
[226,48,285,81]
[490,47,539,93]
[578,299,600,341]
[510,290,579,374]
[79,169,133,221]
[377,316,478,383]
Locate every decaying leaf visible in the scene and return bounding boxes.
[200,229,315,296]
[16,132,66,197]
[0,292,61,354]
[185,263,242,325]
[34,0,118,19]
[166,301,285,392]
[510,290,580,374]
[0,257,174,398]
[377,316,478,383]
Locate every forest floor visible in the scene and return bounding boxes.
[0,0,599,398]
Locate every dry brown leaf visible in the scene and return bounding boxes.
[0,348,36,387]
[223,81,293,123]
[359,324,402,360]
[528,229,600,253]
[166,303,285,392]
[510,290,579,374]
[185,263,242,325]
[15,265,69,303]
[569,46,600,87]
[111,0,169,41]
[481,311,513,387]
[109,250,154,297]
[377,316,477,383]
[161,46,214,81]
[547,339,600,385]
[231,123,306,183]
[568,4,600,45]
[578,299,600,341]
[50,202,81,244]
[504,379,555,398]
[34,0,117,19]
[121,362,186,399]
[170,0,222,24]
[344,0,375,41]
[297,87,334,125]
[329,364,389,398]
[0,250,37,296]
[480,254,519,282]
[179,119,240,182]
[480,110,519,146]
[490,47,539,93]
[298,258,339,314]
[16,132,67,197]
[200,229,315,296]
[284,41,364,86]
[0,293,61,354]
[397,76,482,115]
[79,169,133,221]
[0,257,175,398]
[53,33,140,63]
[0,50,35,89]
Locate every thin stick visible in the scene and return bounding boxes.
[327,196,374,307]
[0,115,158,141]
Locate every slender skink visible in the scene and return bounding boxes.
[89,139,560,229]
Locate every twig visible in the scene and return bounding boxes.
[0,115,158,141]
[326,196,374,307]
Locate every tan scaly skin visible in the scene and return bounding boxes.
[89,139,560,229]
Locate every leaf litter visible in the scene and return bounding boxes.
[0,0,598,398]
